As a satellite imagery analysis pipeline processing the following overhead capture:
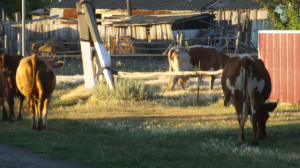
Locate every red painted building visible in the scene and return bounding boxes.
[258,31,300,105]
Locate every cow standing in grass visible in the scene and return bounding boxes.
[0,53,25,121]
[221,54,278,146]
[168,45,229,91]
[16,54,64,130]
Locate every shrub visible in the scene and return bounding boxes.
[92,78,156,101]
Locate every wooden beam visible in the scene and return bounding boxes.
[114,69,223,77]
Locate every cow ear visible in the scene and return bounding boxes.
[263,99,279,112]
[51,61,64,69]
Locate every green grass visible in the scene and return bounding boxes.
[1,58,300,168]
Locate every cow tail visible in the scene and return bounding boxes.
[243,68,249,101]
[30,54,37,97]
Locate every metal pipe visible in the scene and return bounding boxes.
[22,0,26,56]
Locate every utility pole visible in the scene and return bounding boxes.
[126,0,132,16]
[22,0,26,56]
[76,0,113,90]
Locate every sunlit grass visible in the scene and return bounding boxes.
[1,72,300,168]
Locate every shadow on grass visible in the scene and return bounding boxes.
[0,116,300,168]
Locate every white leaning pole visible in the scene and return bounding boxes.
[76,0,114,90]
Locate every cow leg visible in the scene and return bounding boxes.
[233,91,246,143]
[29,99,37,129]
[37,97,45,130]
[42,95,52,129]
[168,75,178,91]
[249,96,262,146]
[178,76,188,90]
[209,75,216,90]
[2,100,7,121]
[198,75,206,88]
[17,94,25,121]
[7,97,15,122]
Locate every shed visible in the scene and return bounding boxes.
[258,30,300,105]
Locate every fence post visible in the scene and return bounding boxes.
[15,12,21,22]
[226,38,228,53]
[235,31,240,54]
[17,33,21,55]
[4,35,8,53]
[179,34,183,47]
[108,35,111,55]
[197,61,201,105]
[176,34,179,46]
[116,35,119,55]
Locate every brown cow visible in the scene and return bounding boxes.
[168,45,229,91]
[16,54,64,130]
[0,53,25,122]
[0,69,11,120]
[221,54,278,146]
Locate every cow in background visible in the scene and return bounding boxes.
[168,45,229,91]
[16,54,64,130]
[0,69,11,120]
[0,53,25,122]
[221,54,278,146]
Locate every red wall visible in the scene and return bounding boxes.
[259,31,300,105]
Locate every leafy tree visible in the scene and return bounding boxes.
[3,0,54,21]
[255,0,300,30]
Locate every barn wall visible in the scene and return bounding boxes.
[259,31,300,105]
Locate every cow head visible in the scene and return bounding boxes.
[256,100,279,139]
[47,59,64,69]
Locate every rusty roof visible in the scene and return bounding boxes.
[46,0,263,10]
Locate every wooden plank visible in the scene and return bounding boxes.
[157,24,162,40]
[150,25,156,42]
[165,24,173,41]
[115,69,223,77]
[162,24,168,41]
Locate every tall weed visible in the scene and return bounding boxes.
[92,78,156,101]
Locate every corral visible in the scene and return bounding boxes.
[0,57,300,168]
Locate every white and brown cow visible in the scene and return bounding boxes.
[168,45,229,91]
[16,54,64,130]
[221,54,278,146]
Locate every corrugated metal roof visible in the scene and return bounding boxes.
[212,0,263,10]
[46,0,263,10]
[112,12,212,26]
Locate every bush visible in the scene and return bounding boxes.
[92,78,156,101]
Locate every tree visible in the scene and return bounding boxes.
[3,0,53,21]
[255,0,300,30]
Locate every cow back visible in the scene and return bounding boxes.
[16,55,57,98]
[221,55,272,105]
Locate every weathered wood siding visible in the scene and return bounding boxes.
[213,9,269,46]
[2,23,173,54]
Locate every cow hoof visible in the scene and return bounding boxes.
[258,136,265,140]
[17,116,22,121]
[2,113,8,121]
[37,126,43,131]
[251,141,258,146]
[43,125,48,129]
[31,125,37,130]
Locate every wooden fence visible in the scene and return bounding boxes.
[1,22,173,55]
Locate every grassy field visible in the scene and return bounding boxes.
[0,57,300,168]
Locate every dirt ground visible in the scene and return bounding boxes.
[0,142,89,168]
